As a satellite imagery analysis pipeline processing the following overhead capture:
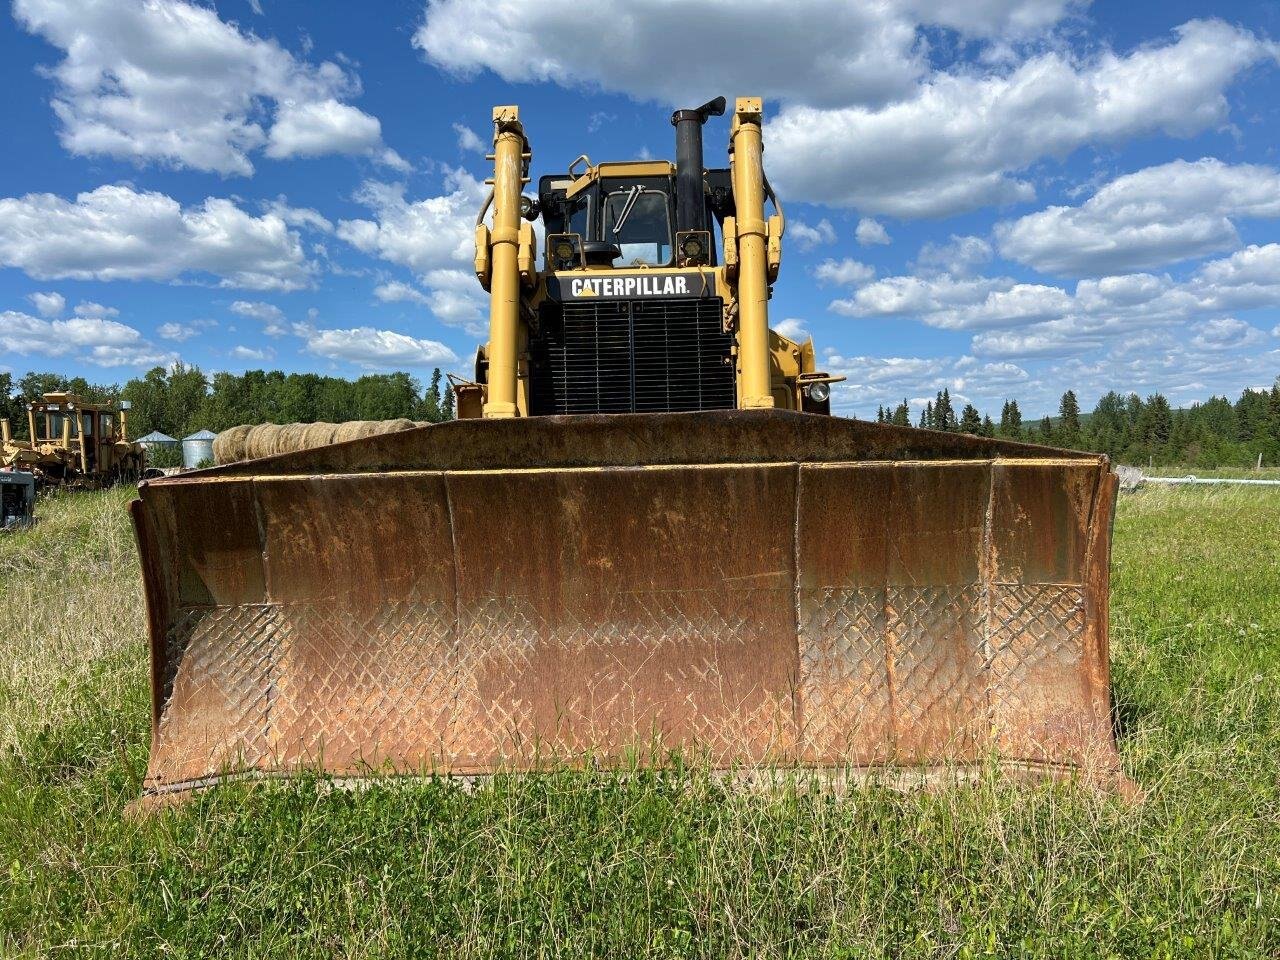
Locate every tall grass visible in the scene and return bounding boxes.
[1,485,1278,957]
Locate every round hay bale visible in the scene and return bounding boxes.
[332,420,373,444]
[244,424,264,460]
[299,421,338,451]
[271,423,301,458]
[213,424,252,465]
[245,423,284,461]
[379,418,416,435]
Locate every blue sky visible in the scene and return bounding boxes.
[2,0,1279,418]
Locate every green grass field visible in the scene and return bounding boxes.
[1,484,1278,958]
[1145,466,1280,481]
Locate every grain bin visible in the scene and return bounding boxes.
[181,429,217,469]
[136,431,178,453]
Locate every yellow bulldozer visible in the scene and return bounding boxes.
[129,98,1127,808]
[2,392,144,488]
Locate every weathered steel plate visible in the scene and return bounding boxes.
[131,411,1127,807]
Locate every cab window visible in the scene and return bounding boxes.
[603,189,672,266]
[566,195,590,238]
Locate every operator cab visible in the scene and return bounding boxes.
[526,160,736,417]
[538,165,731,272]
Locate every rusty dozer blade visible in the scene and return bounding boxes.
[130,411,1129,807]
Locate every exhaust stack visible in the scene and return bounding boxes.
[670,97,725,234]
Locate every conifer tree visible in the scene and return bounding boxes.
[422,368,443,422]
[1058,389,1081,444]
[1140,393,1173,447]
[999,399,1022,440]
[920,400,934,429]
[934,388,957,431]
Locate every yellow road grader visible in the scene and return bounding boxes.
[129,98,1126,807]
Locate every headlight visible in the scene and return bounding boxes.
[806,381,830,403]
[677,230,709,265]
[554,240,576,262]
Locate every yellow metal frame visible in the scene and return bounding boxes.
[565,159,676,199]
[481,105,530,419]
[1,391,142,483]
[727,97,774,409]
[468,95,842,420]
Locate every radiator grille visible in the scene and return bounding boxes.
[529,297,735,415]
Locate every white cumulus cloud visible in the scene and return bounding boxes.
[765,20,1278,217]
[416,0,1082,111]
[339,170,492,335]
[915,235,993,276]
[73,301,120,319]
[997,158,1280,276]
[14,0,403,175]
[813,258,876,286]
[230,299,288,335]
[1189,316,1268,352]
[1,309,175,367]
[374,273,488,337]
[831,274,1005,319]
[158,321,202,341]
[0,184,319,290]
[303,326,458,369]
[1187,244,1280,311]
[855,218,891,246]
[267,99,409,170]
[374,280,431,306]
[337,169,484,276]
[788,218,837,251]
[831,240,1280,365]
[230,344,276,362]
[27,291,65,316]
[452,123,486,154]
[815,352,1033,416]
[773,318,810,342]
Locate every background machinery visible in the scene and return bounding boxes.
[129,98,1126,807]
[2,392,143,489]
[0,468,35,530]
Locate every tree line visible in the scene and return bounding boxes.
[0,365,455,442]
[876,381,1280,468]
[6,365,1278,468]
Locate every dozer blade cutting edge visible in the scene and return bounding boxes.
[130,411,1130,809]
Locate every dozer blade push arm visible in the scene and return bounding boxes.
[481,105,531,419]
[729,97,775,410]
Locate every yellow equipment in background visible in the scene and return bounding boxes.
[2,392,143,488]
[129,98,1127,808]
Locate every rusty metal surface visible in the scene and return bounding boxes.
[175,409,1091,477]
[132,412,1127,804]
